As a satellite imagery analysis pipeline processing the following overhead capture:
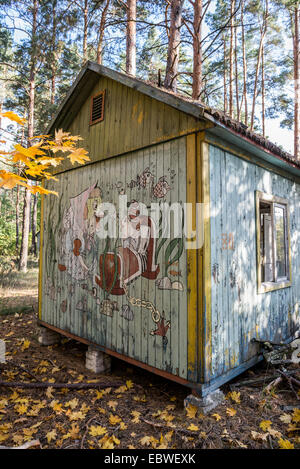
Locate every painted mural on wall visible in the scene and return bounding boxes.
[45,165,184,348]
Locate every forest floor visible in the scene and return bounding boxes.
[0,257,38,316]
[0,269,299,449]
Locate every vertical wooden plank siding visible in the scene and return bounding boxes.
[208,143,300,381]
[196,132,205,381]
[186,134,198,382]
[41,137,189,379]
[54,77,207,174]
[38,183,45,320]
[201,140,212,381]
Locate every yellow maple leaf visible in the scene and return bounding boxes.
[9,391,19,401]
[0,433,9,443]
[89,425,107,437]
[46,429,57,444]
[99,435,119,449]
[12,152,31,165]
[226,407,237,417]
[0,423,12,433]
[126,380,134,389]
[259,420,272,432]
[161,412,175,423]
[65,398,79,410]
[187,424,199,431]
[279,413,292,424]
[292,408,300,423]
[54,129,71,145]
[227,391,241,404]
[0,170,29,190]
[278,438,294,449]
[133,395,147,402]
[251,430,268,441]
[212,413,221,421]
[287,423,299,432]
[109,414,122,425]
[30,185,58,196]
[51,145,75,154]
[114,385,128,394]
[0,111,26,125]
[66,423,80,440]
[50,401,64,414]
[107,400,118,411]
[164,431,174,442]
[94,390,104,401]
[166,404,176,411]
[97,407,106,414]
[15,403,28,415]
[131,411,141,424]
[68,148,90,165]
[21,339,30,351]
[68,411,86,421]
[185,404,197,419]
[140,435,152,446]
[14,143,45,158]
[46,387,54,399]
[268,428,282,438]
[13,434,24,445]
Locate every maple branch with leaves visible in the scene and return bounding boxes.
[0,111,90,196]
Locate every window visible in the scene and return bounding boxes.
[90,91,105,125]
[256,191,291,293]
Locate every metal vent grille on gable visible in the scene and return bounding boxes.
[90,91,105,125]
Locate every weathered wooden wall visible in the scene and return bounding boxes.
[208,144,300,381]
[55,76,207,173]
[41,137,192,379]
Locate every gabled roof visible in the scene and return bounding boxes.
[47,61,300,179]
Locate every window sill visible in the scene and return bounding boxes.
[258,280,292,294]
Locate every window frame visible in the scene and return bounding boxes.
[255,191,292,294]
[89,90,105,126]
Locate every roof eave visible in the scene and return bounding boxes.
[204,113,300,182]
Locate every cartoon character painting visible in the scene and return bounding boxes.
[55,166,182,346]
[95,200,160,295]
[58,183,103,282]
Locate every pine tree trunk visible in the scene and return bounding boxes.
[19,0,37,272]
[223,34,227,114]
[19,188,31,272]
[241,0,248,126]
[250,0,268,132]
[31,192,37,257]
[234,16,239,121]
[50,0,57,107]
[97,0,110,64]
[229,0,235,118]
[83,0,88,63]
[126,0,136,76]
[294,5,299,160]
[164,0,184,92]
[261,45,265,137]
[16,182,20,250]
[192,0,202,100]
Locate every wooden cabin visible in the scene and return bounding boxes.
[38,62,300,409]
